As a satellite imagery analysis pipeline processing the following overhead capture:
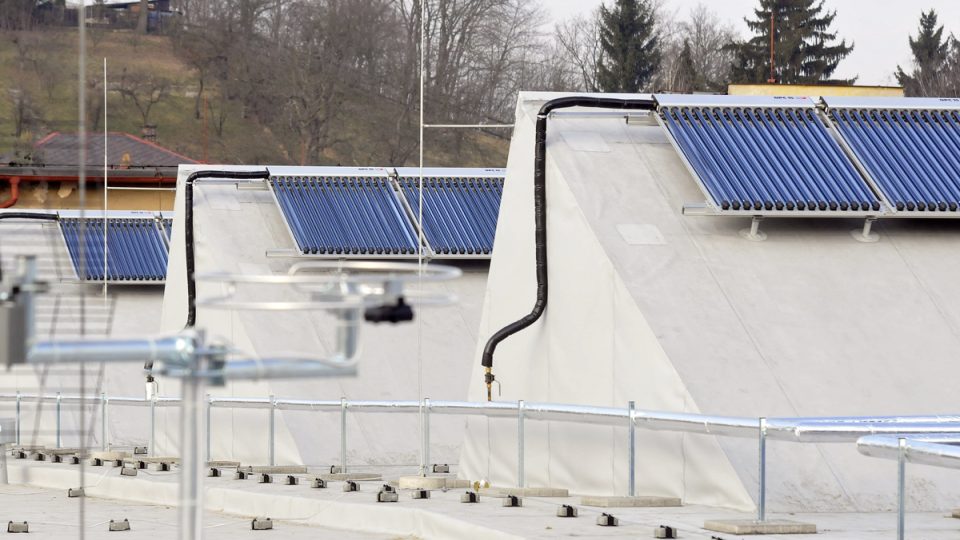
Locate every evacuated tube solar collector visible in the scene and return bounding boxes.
[656,94,883,215]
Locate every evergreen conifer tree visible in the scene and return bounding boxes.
[596,0,661,92]
[729,0,854,85]
[895,10,952,96]
[674,40,699,93]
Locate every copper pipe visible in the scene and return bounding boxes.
[0,177,20,208]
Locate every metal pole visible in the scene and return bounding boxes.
[56,392,62,449]
[758,417,767,522]
[628,400,636,497]
[340,397,347,474]
[518,399,525,488]
[100,392,108,451]
[422,397,431,475]
[149,394,156,457]
[897,437,906,540]
[15,392,20,445]
[205,394,212,463]
[268,394,276,467]
[179,355,207,540]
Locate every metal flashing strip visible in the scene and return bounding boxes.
[266,166,392,178]
[395,167,506,178]
[827,105,960,214]
[655,93,816,109]
[658,102,883,215]
[396,172,504,257]
[60,217,169,283]
[823,96,960,111]
[269,176,420,256]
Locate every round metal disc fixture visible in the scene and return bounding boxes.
[195,261,462,312]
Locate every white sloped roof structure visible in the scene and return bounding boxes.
[0,216,166,449]
[460,92,960,512]
[158,166,488,466]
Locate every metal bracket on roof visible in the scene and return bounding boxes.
[851,217,880,243]
[739,216,767,242]
[681,202,717,216]
[624,112,659,126]
[235,181,269,191]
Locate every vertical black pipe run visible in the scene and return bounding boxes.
[480,96,657,400]
[144,169,271,377]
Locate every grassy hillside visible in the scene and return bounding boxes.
[0,28,509,168]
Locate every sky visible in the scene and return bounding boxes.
[547,0,960,86]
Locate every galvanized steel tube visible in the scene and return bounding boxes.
[518,399,525,488]
[340,397,347,474]
[898,438,906,540]
[628,401,636,497]
[758,417,767,522]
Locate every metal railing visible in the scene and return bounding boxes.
[2,391,959,537]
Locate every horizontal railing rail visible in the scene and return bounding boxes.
[2,390,959,539]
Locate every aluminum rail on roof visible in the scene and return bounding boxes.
[824,96,960,214]
[654,94,884,216]
[858,434,960,469]
[11,392,958,444]
[269,174,420,256]
[60,216,169,283]
[395,167,505,258]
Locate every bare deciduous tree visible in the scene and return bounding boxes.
[555,8,603,92]
[655,3,738,92]
[117,70,172,127]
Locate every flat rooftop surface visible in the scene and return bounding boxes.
[4,460,960,539]
[0,483,392,539]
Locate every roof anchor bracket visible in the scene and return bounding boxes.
[739,216,767,242]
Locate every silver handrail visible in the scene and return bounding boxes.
[856,433,960,540]
[3,391,959,529]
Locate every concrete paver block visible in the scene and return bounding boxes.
[581,495,682,508]
[239,465,307,474]
[320,472,382,481]
[489,487,569,498]
[703,519,817,535]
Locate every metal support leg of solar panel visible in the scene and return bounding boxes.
[740,216,767,242]
[851,218,880,243]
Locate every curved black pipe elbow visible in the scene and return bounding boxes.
[184,169,272,328]
[0,212,60,283]
[479,96,657,396]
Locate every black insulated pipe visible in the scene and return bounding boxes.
[0,212,60,283]
[143,168,271,377]
[480,96,657,401]
[183,169,271,328]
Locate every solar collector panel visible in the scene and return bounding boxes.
[398,176,504,256]
[60,218,168,282]
[826,98,960,214]
[270,176,419,256]
[657,95,882,214]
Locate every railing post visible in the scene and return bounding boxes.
[15,391,21,445]
[100,392,108,450]
[340,397,347,474]
[205,394,212,463]
[517,399,525,488]
[628,400,636,497]
[422,397,431,475]
[898,437,906,540]
[55,392,62,449]
[268,395,276,466]
[149,394,157,457]
[758,417,767,522]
